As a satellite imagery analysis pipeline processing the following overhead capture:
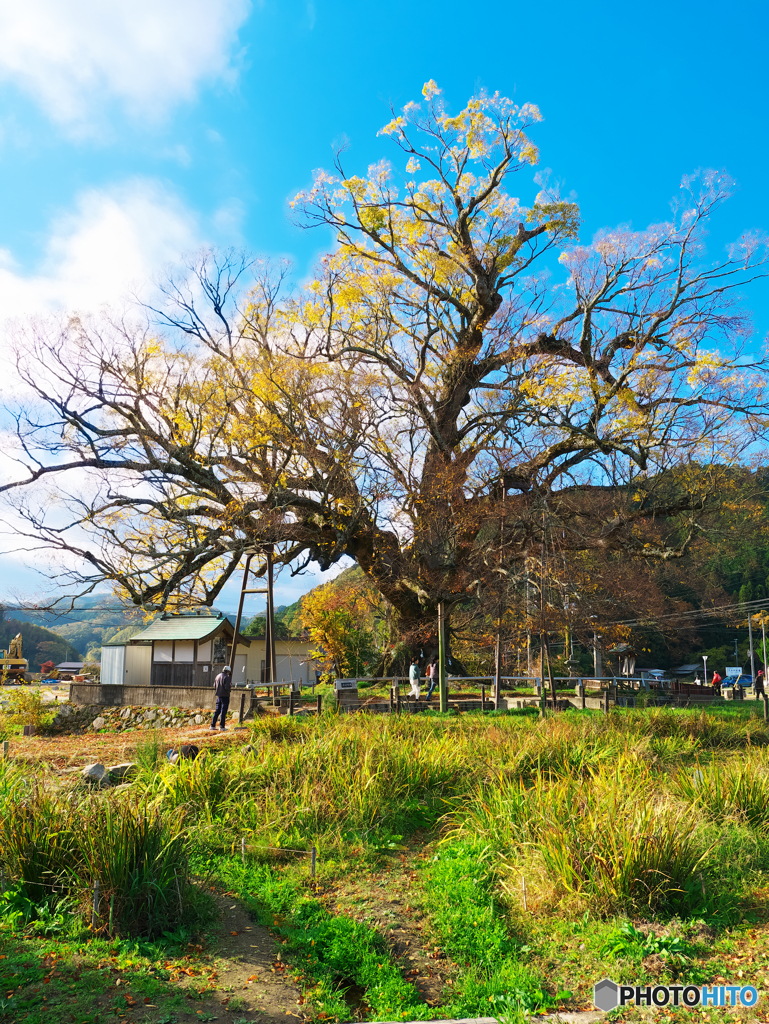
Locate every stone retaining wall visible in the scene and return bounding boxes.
[70,682,256,710]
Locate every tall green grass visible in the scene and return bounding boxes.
[0,770,203,937]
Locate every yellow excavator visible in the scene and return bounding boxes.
[1,633,29,683]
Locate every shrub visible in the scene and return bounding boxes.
[0,785,204,937]
[1,688,51,731]
[674,753,769,830]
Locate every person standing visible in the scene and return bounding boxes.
[408,656,421,700]
[425,656,439,701]
[711,670,723,696]
[211,664,232,731]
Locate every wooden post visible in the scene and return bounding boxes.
[288,689,294,716]
[316,694,322,715]
[580,679,586,710]
[92,880,100,931]
[481,684,485,711]
[763,692,768,723]
[396,680,401,713]
[311,846,316,878]
[389,685,394,713]
[603,688,610,714]
[438,602,448,713]
[238,691,246,724]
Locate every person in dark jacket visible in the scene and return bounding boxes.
[211,665,232,731]
[755,667,766,698]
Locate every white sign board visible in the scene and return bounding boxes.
[725,666,742,677]
[334,678,358,690]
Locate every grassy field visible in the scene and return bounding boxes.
[3,702,769,1023]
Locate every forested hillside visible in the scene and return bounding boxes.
[0,612,82,668]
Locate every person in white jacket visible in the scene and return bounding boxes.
[408,657,421,700]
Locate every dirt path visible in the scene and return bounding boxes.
[316,851,457,1010]
[165,893,307,1023]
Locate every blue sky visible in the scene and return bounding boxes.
[0,0,767,614]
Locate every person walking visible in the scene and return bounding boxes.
[211,664,232,731]
[711,670,723,696]
[425,656,439,701]
[408,656,421,700]
[755,666,765,698]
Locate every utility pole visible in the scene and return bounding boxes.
[748,614,756,685]
[438,602,448,713]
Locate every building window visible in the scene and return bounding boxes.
[175,641,194,663]
[154,641,173,663]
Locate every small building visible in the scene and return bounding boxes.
[56,661,85,673]
[101,612,316,689]
[674,663,702,678]
[608,643,638,677]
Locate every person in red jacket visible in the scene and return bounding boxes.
[711,670,723,695]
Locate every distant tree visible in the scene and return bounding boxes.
[300,579,377,677]
[242,615,291,639]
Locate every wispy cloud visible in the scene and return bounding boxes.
[0,178,202,320]
[0,0,252,131]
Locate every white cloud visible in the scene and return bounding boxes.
[0,0,252,129]
[0,178,202,318]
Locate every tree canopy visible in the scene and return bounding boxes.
[2,82,768,643]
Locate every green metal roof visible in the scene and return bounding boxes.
[130,616,250,645]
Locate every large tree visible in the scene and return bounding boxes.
[2,82,767,641]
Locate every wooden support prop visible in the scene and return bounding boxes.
[603,689,610,714]
[238,692,246,724]
[763,693,768,723]
[481,684,485,710]
[580,680,586,710]
[0,740,8,759]
[389,686,394,713]
[311,846,316,878]
[109,894,114,935]
[289,690,294,716]
[438,601,448,713]
[522,876,528,912]
[494,629,502,710]
[316,694,322,715]
[241,837,246,864]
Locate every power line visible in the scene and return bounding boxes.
[607,596,769,628]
